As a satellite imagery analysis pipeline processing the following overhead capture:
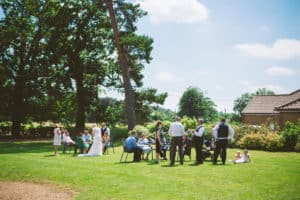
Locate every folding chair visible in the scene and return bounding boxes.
[120,141,133,163]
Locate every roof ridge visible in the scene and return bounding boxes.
[253,89,300,97]
[275,98,300,109]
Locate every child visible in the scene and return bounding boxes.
[235,151,242,160]
[234,149,251,164]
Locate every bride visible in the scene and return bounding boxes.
[78,124,102,156]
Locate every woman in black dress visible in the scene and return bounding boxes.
[155,121,166,163]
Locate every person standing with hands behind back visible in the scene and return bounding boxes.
[193,119,205,165]
[168,117,185,166]
[212,118,234,165]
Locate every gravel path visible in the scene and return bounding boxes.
[0,181,75,200]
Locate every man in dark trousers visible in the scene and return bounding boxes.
[193,119,205,165]
[125,130,143,162]
[168,117,185,165]
[212,118,234,165]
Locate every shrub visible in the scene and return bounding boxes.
[264,132,284,151]
[181,116,197,130]
[295,143,300,152]
[238,132,284,151]
[110,126,128,142]
[280,120,300,151]
[134,125,150,135]
[238,133,265,150]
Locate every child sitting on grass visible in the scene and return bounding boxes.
[233,149,251,164]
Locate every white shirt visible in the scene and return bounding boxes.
[168,121,185,137]
[194,125,205,137]
[213,123,234,139]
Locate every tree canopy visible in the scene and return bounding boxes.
[178,87,217,121]
[0,0,160,136]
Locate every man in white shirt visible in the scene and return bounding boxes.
[212,118,234,165]
[193,119,205,165]
[168,117,185,165]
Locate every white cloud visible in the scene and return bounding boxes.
[236,39,300,60]
[137,0,208,24]
[240,80,287,94]
[265,66,296,76]
[155,71,184,82]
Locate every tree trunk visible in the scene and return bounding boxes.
[11,38,26,138]
[11,75,25,138]
[105,0,136,130]
[75,68,85,133]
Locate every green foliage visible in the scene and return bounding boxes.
[295,137,300,152]
[134,88,167,124]
[110,126,128,142]
[281,120,300,150]
[146,120,171,134]
[233,93,253,115]
[150,106,176,121]
[238,132,284,151]
[255,88,275,95]
[178,87,217,121]
[87,97,125,126]
[181,116,198,130]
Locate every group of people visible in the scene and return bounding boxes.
[124,117,250,165]
[53,117,251,165]
[53,122,111,156]
[124,121,169,162]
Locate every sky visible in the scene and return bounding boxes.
[131,0,300,112]
[1,1,300,113]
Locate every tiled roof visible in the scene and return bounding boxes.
[275,98,300,111]
[242,90,300,114]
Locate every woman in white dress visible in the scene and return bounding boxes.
[78,124,102,156]
[53,125,61,156]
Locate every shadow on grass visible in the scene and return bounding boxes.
[0,141,53,154]
[161,164,179,167]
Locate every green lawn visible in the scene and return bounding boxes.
[0,141,299,200]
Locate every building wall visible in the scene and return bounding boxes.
[279,112,300,127]
[242,112,300,127]
[242,114,279,126]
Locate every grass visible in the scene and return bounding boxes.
[0,141,299,200]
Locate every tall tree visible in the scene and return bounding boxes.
[233,93,253,115]
[0,0,55,136]
[105,0,136,130]
[104,0,153,129]
[178,87,217,121]
[46,1,109,132]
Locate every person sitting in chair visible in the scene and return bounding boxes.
[62,130,75,153]
[125,130,143,162]
[138,132,152,160]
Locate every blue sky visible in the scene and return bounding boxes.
[1,1,300,112]
[133,0,300,112]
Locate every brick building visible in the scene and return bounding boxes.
[242,90,300,128]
